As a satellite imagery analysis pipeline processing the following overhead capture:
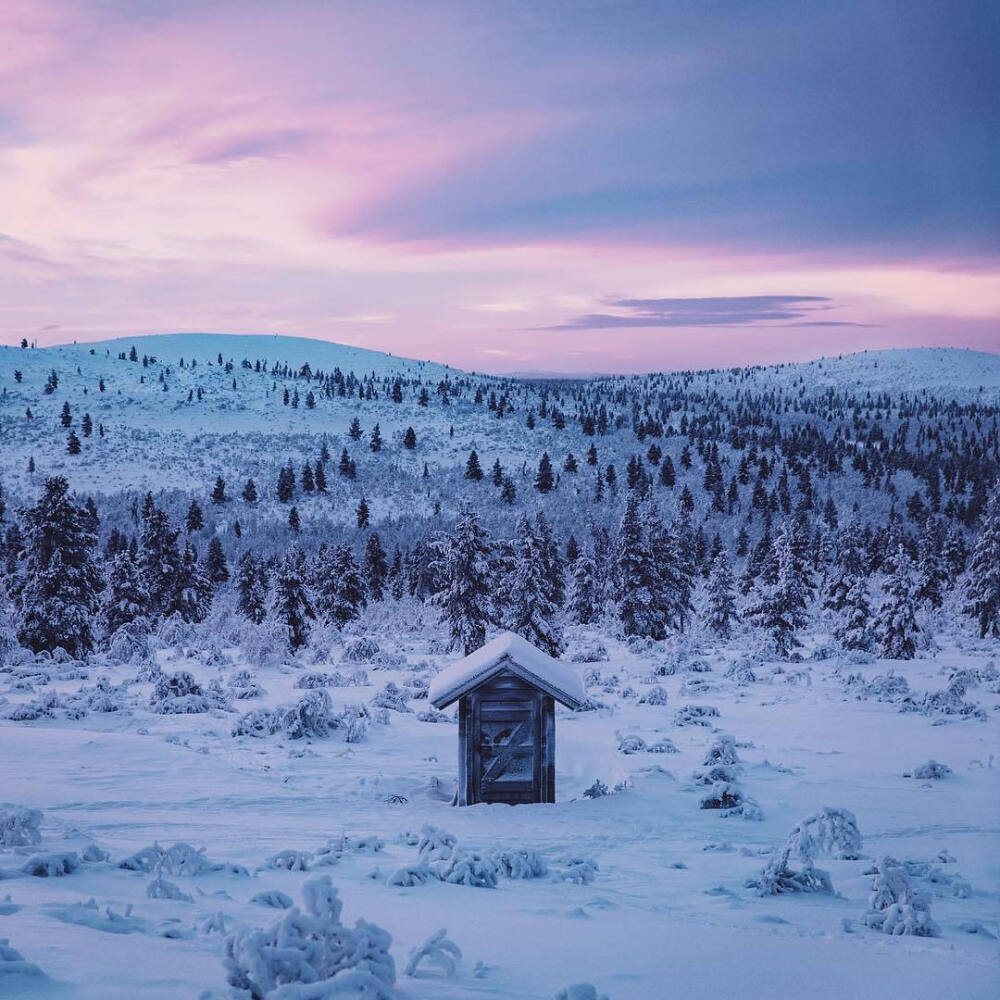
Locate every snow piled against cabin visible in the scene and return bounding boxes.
[1,622,998,1000]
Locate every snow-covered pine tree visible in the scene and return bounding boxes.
[364,532,389,602]
[534,511,566,608]
[964,479,1000,638]
[833,574,874,651]
[430,506,494,654]
[744,521,810,657]
[313,545,366,629]
[616,490,662,639]
[914,517,946,609]
[272,548,314,650]
[205,536,230,583]
[706,549,738,638]
[170,542,211,622]
[568,550,600,624]
[104,549,150,634]
[823,519,865,612]
[504,514,564,656]
[139,504,183,617]
[876,545,920,659]
[18,477,103,656]
[236,551,269,624]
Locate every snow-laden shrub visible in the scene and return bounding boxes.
[117,841,246,877]
[617,734,647,754]
[149,671,209,714]
[431,849,499,888]
[416,708,451,724]
[843,671,909,703]
[638,685,668,706]
[553,857,599,884]
[570,643,609,663]
[81,844,110,863]
[725,658,757,686]
[147,876,193,902]
[375,649,407,669]
[262,849,313,872]
[680,676,715,697]
[386,863,434,888]
[673,704,719,727]
[233,691,340,740]
[223,874,396,998]
[343,637,380,663]
[157,612,195,648]
[404,928,461,978]
[784,807,862,861]
[904,760,952,780]
[370,682,411,713]
[699,781,759,817]
[0,938,46,980]
[21,852,79,877]
[746,845,833,896]
[901,675,987,720]
[227,669,264,700]
[239,618,290,670]
[4,692,62,721]
[106,619,154,666]
[65,677,132,715]
[295,671,349,690]
[495,848,548,879]
[344,712,369,744]
[417,825,456,864]
[0,806,42,848]
[701,735,739,768]
[862,857,939,936]
[648,738,679,754]
[582,779,609,799]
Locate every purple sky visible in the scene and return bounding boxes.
[1,0,997,372]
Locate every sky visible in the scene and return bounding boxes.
[1,0,997,373]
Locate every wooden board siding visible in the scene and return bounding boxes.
[457,667,556,806]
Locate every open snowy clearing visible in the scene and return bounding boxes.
[2,627,998,999]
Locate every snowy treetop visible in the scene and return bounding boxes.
[429,630,586,710]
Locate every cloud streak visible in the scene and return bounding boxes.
[540,295,878,330]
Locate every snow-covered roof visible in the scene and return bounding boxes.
[429,631,586,711]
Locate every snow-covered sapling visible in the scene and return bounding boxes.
[862,857,939,936]
[404,928,462,978]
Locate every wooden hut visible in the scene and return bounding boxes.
[428,631,586,806]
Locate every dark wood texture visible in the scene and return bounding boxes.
[456,660,557,805]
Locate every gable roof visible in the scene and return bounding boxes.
[428,631,586,711]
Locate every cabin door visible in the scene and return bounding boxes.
[475,703,539,804]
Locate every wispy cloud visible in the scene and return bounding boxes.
[540,295,877,330]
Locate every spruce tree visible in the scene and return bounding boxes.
[67,430,81,455]
[314,461,327,493]
[504,514,564,656]
[616,490,661,638]
[535,452,554,493]
[18,477,103,656]
[205,536,229,583]
[186,500,204,533]
[706,549,738,638]
[356,496,370,529]
[877,545,920,659]
[365,532,389,601]
[242,479,258,503]
[369,423,382,452]
[174,542,213,623]
[288,506,301,532]
[834,575,874,651]
[273,548,314,650]
[465,450,484,481]
[430,506,494,654]
[211,476,227,504]
[914,518,946,609]
[236,552,269,624]
[744,523,809,657]
[139,504,183,617]
[568,551,600,625]
[103,549,149,634]
[314,544,366,628]
[964,480,1000,638]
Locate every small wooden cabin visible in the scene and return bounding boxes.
[428,632,586,806]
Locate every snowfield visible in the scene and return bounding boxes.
[1,624,998,999]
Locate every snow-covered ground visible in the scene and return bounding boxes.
[2,623,998,999]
